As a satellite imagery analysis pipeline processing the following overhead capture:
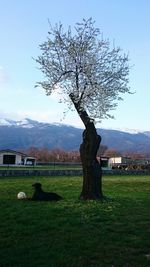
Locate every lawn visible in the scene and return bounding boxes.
[0,175,150,267]
[0,164,82,170]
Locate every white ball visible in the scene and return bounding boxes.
[17,192,27,200]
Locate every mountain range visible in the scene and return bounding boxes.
[0,118,150,153]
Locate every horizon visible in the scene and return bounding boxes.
[0,1,150,131]
[0,116,150,155]
[0,117,149,134]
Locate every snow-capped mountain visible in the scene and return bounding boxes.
[0,118,150,153]
[0,118,43,128]
[111,127,143,135]
[0,118,66,129]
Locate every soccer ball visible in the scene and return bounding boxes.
[17,192,27,200]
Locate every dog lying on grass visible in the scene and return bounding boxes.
[31,182,62,201]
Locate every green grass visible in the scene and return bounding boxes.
[0,175,150,267]
[0,164,82,170]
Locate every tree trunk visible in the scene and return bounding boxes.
[79,121,103,200]
[69,93,103,200]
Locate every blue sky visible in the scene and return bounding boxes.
[0,0,150,130]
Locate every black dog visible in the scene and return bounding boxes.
[31,183,62,201]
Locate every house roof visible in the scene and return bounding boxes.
[0,149,28,157]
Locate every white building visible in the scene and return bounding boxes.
[108,156,130,167]
[0,149,36,166]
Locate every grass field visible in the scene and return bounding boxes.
[0,164,82,170]
[0,175,150,267]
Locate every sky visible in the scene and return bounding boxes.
[0,0,150,131]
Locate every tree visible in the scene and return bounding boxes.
[104,149,121,158]
[97,145,108,157]
[35,18,130,200]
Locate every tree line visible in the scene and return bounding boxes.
[22,146,150,163]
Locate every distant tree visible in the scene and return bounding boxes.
[69,151,81,163]
[104,149,121,158]
[35,18,130,200]
[123,151,145,160]
[26,147,50,162]
[97,145,108,157]
[24,147,40,159]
